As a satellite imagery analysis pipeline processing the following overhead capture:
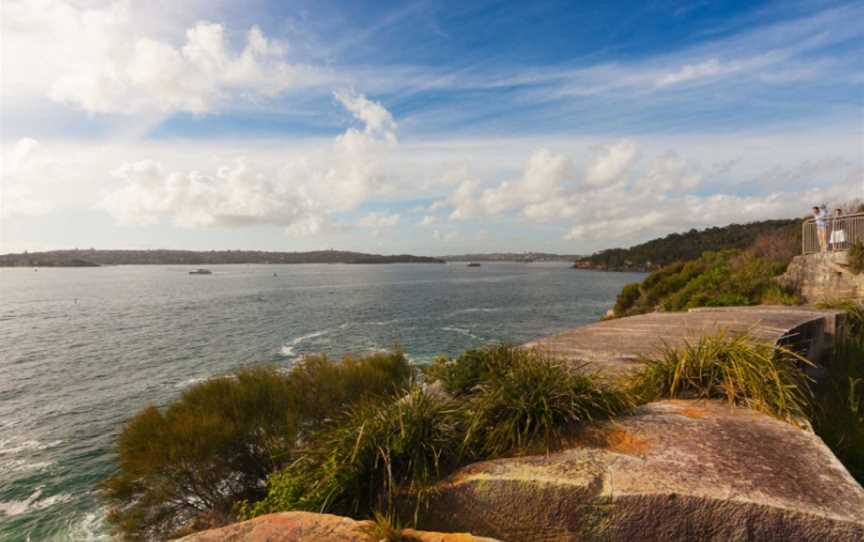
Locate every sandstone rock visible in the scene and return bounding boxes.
[525,307,843,380]
[415,400,864,542]
[779,253,864,303]
[174,511,501,542]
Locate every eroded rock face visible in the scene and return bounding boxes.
[416,400,864,542]
[174,511,501,542]
[779,253,864,303]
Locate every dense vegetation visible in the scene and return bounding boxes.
[0,249,444,267]
[611,249,799,318]
[102,351,412,540]
[575,218,800,271]
[105,324,864,540]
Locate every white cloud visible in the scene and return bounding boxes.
[447,149,573,220]
[638,151,702,192]
[2,0,332,115]
[583,140,638,188]
[0,138,57,217]
[334,90,397,144]
[359,211,400,236]
[419,215,438,226]
[99,92,396,234]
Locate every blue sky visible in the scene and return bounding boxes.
[1,0,861,255]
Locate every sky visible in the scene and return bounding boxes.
[0,0,862,256]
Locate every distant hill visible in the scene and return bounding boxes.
[573,218,802,272]
[0,249,445,267]
[444,252,583,262]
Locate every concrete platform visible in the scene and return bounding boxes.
[525,306,845,380]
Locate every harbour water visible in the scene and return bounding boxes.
[0,262,644,541]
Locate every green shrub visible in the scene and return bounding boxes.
[610,249,799,318]
[287,350,413,428]
[104,350,412,540]
[103,366,298,540]
[632,332,813,423]
[247,387,463,520]
[462,348,631,457]
[849,241,864,274]
[613,283,641,316]
[423,344,517,397]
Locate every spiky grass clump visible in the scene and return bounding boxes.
[423,344,515,397]
[632,332,813,422]
[248,386,464,520]
[463,348,632,457]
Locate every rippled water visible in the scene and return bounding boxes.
[0,263,644,541]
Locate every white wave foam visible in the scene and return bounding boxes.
[64,509,112,541]
[280,329,330,357]
[174,376,207,389]
[442,326,484,341]
[0,487,72,517]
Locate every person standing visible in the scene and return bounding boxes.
[830,208,846,251]
[813,206,829,252]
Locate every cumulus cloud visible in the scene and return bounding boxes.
[447,149,573,220]
[583,140,638,188]
[638,151,702,192]
[432,138,861,246]
[0,139,57,217]
[99,92,396,234]
[334,91,397,143]
[3,0,330,114]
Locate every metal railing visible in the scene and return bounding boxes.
[802,211,864,254]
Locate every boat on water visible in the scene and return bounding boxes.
[189,268,213,275]
[467,262,482,267]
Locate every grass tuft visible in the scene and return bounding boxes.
[461,347,632,457]
[631,331,813,423]
[247,386,464,520]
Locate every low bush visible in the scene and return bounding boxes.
[103,350,412,540]
[287,350,413,428]
[613,283,642,316]
[611,250,799,318]
[245,387,463,520]
[631,332,813,423]
[423,344,518,397]
[103,366,298,540]
[462,349,631,457]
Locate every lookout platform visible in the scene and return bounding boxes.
[525,306,845,380]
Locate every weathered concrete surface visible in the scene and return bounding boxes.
[416,400,864,542]
[780,253,864,303]
[175,511,501,542]
[524,306,844,380]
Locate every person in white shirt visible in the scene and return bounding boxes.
[813,206,828,253]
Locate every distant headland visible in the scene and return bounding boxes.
[0,249,446,267]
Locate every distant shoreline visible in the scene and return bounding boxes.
[0,249,446,267]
